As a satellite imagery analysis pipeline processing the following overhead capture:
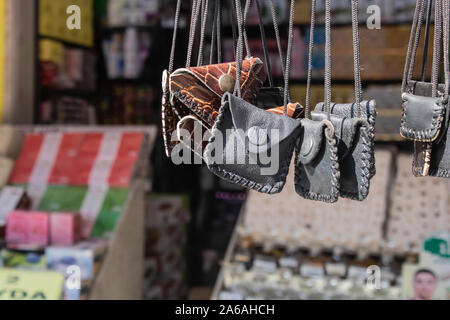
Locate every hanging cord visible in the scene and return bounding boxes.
[230,0,238,59]
[402,0,425,93]
[324,0,332,120]
[283,0,295,116]
[268,0,286,80]
[443,0,449,104]
[186,0,203,67]
[210,0,219,64]
[216,0,222,62]
[351,0,362,117]
[168,0,183,73]
[255,0,274,88]
[421,0,434,81]
[197,0,210,66]
[305,0,316,118]
[431,0,442,98]
[409,0,427,83]
[234,0,245,98]
[243,0,253,57]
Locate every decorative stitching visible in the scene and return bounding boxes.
[294,130,340,203]
[400,97,445,142]
[204,100,298,195]
[339,127,371,201]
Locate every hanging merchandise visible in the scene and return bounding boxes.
[162,0,303,159]
[294,0,340,203]
[401,0,450,178]
[162,0,265,158]
[310,0,377,201]
[204,0,302,195]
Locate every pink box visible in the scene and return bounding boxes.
[50,212,82,245]
[28,212,50,246]
[6,211,49,246]
[6,211,29,244]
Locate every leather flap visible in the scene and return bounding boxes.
[315,100,377,128]
[406,80,446,97]
[400,93,445,142]
[311,112,368,160]
[168,57,266,127]
[221,93,301,154]
[169,57,265,98]
[296,118,329,165]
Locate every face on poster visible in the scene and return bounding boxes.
[402,263,447,300]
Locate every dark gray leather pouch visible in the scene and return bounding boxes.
[430,125,450,177]
[311,111,372,201]
[205,93,302,194]
[294,118,340,203]
[314,100,377,179]
[400,93,445,142]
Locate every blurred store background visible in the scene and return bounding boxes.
[0,0,447,300]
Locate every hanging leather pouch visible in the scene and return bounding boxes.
[311,111,372,200]
[205,93,301,194]
[294,118,340,203]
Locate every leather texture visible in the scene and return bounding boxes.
[405,80,449,178]
[311,111,372,201]
[169,57,266,127]
[430,125,450,178]
[400,93,445,142]
[314,100,377,179]
[254,87,285,110]
[204,93,302,194]
[266,103,305,119]
[294,118,340,203]
[406,80,446,97]
[162,58,267,157]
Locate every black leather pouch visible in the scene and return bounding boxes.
[294,118,340,203]
[205,93,302,194]
[254,87,285,110]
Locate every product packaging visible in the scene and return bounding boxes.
[45,238,109,300]
[1,249,46,271]
[6,211,49,247]
[50,212,82,245]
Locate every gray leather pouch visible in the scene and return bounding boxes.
[430,126,450,177]
[294,118,340,203]
[401,0,450,178]
[311,111,372,201]
[314,100,377,178]
[400,93,445,142]
[205,93,302,194]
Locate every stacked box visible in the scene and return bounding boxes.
[50,213,82,246]
[37,186,128,238]
[1,249,46,271]
[9,132,146,188]
[6,211,50,248]
[45,238,109,300]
